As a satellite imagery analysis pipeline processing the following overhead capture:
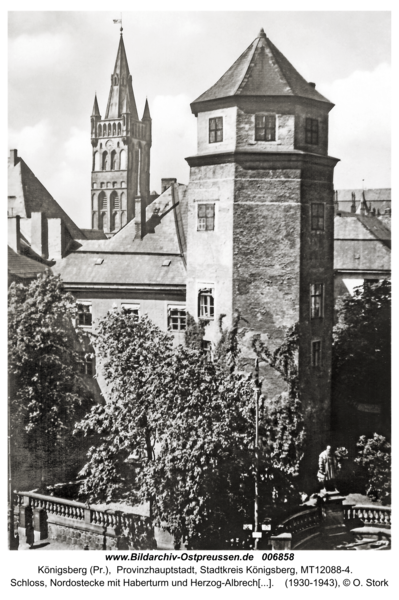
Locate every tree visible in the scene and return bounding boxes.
[332,280,391,440]
[8,271,93,487]
[354,434,391,504]
[77,309,305,548]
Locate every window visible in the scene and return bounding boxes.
[111,150,117,170]
[98,124,102,137]
[108,124,112,136]
[202,340,212,362]
[118,123,121,135]
[311,203,325,231]
[102,151,108,171]
[197,204,215,231]
[121,304,140,321]
[99,191,107,210]
[305,118,319,145]
[255,115,276,141]
[77,303,92,327]
[79,352,94,377]
[311,340,321,367]
[209,117,223,143]
[168,306,186,331]
[310,284,324,319]
[198,289,214,319]
[113,123,116,136]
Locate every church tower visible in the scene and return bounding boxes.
[185,29,339,459]
[90,29,151,236]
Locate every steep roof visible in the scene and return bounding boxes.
[91,94,101,117]
[8,246,49,280]
[192,28,331,109]
[105,34,139,120]
[8,157,85,240]
[334,213,391,272]
[53,184,188,288]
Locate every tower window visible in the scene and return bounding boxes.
[255,115,276,141]
[110,191,120,210]
[311,203,325,231]
[79,352,94,376]
[305,118,319,145]
[311,340,321,367]
[102,151,108,171]
[77,303,92,327]
[209,117,223,143]
[99,191,107,209]
[111,150,117,170]
[198,289,214,319]
[310,284,324,318]
[197,203,215,231]
[98,124,102,136]
[108,124,112,136]
[118,123,121,135]
[168,306,187,331]
[113,123,116,136]
[103,125,106,136]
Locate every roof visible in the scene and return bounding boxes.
[334,213,391,272]
[335,189,391,202]
[105,34,139,120]
[8,157,85,240]
[8,246,49,280]
[192,28,331,110]
[53,184,188,288]
[91,94,101,117]
[80,229,108,240]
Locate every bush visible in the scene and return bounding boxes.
[354,434,391,504]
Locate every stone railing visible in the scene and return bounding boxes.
[344,504,391,528]
[274,507,322,550]
[16,491,154,550]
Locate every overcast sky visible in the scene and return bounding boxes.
[8,11,391,229]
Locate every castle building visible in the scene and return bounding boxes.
[55,29,340,457]
[90,28,152,236]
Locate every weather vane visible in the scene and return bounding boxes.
[113,13,123,34]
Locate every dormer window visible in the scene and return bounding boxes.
[305,118,319,145]
[255,115,276,141]
[209,117,223,143]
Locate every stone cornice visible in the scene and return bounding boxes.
[185,150,340,170]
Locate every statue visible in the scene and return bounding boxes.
[317,445,338,491]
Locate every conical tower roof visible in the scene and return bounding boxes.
[142,98,151,120]
[105,33,139,120]
[91,94,101,117]
[192,29,331,112]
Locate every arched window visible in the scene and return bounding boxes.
[112,182,117,188]
[92,212,98,229]
[92,194,98,210]
[99,191,107,210]
[121,181,125,188]
[93,183,97,189]
[98,124,102,136]
[113,211,121,231]
[93,151,100,171]
[102,151,108,171]
[118,123,121,135]
[121,211,127,227]
[110,191,120,211]
[111,150,117,170]
[103,124,107,136]
[100,212,108,231]
[100,182,105,189]
[113,123,116,136]
[108,124,112,136]
[120,149,127,170]
[121,192,126,210]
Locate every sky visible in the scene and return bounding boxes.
[8,10,391,229]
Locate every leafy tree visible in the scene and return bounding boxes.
[332,280,391,440]
[78,309,305,548]
[8,271,94,487]
[354,434,391,504]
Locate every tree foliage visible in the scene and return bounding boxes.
[8,271,93,483]
[354,434,391,504]
[332,280,391,438]
[77,310,306,548]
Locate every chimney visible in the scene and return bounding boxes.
[31,212,48,258]
[8,215,21,253]
[9,149,19,166]
[350,192,356,213]
[48,218,65,260]
[161,178,177,194]
[134,198,146,240]
[309,82,316,89]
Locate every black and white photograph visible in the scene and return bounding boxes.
[6,5,394,586]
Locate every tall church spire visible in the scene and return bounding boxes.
[91,94,101,117]
[105,34,138,120]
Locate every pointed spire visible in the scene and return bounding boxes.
[91,94,101,117]
[105,34,138,120]
[258,27,266,38]
[142,98,151,120]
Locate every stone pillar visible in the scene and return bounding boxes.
[270,532,292,551]
[33,507,48,543]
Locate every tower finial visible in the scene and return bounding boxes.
[258,27,266,38]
